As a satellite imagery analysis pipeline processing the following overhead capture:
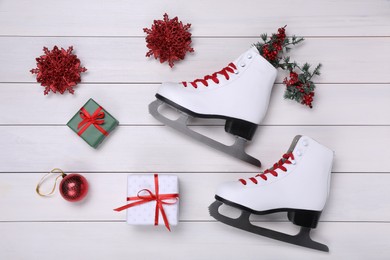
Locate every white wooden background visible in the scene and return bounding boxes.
[0,0,389,259]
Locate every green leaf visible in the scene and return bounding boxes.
[298,74,306,82]
[302,63,311,71]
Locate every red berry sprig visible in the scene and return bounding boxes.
[254,26,322,108]
[282,62,322,108]
[260,27,286,63]
[254,26,303,68]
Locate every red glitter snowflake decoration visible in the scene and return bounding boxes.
[30,46,87,95]
[143,13,194,68]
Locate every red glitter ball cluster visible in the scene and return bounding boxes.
[143,13,194,68]
[261,27,286,62]
[283,71,315,108]
[30,46,87,95]
[301,92,315,108]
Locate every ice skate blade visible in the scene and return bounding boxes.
[149,99,261,167]
[209,200,329,252]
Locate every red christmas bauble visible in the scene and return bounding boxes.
[59,174,89,202]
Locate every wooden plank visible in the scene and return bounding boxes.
[0,222,389,259]
[0,0,389,37]
[0,173,388,222]
[0,126,388,172]
[1,37,389,84]
[0,84,389,125]
[1,1,388,259]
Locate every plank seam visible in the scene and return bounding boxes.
[0,124,389,127]
[0,35,389,39]
[1,82,389,85]
[0,171,387,174]
[1,220,389,223]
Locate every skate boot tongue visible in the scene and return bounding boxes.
[266,135,301,172]
[287,135,302,153]
[250,45,260,55]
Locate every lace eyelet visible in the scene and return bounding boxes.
[247,54,252,59]
[240,63,246,67]
[234,70,239,74]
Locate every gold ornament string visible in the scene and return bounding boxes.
[36,168,66,197]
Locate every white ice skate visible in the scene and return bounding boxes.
[149,47,277,167]
[209,135,334,251]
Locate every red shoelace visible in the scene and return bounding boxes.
[182,62,237,88]
[239,152,295,185]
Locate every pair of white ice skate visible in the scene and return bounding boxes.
[149,47,334,251]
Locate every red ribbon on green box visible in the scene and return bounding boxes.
[77,107,108,137]
[67,98,118,148]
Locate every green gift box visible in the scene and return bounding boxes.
[67,98,119,148]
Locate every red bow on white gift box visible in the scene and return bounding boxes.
[114,174,179,231]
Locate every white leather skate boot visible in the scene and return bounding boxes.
[149,47,278,167]
[209,135,335,251]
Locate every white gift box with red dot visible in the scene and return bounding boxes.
[125,174,179,227]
